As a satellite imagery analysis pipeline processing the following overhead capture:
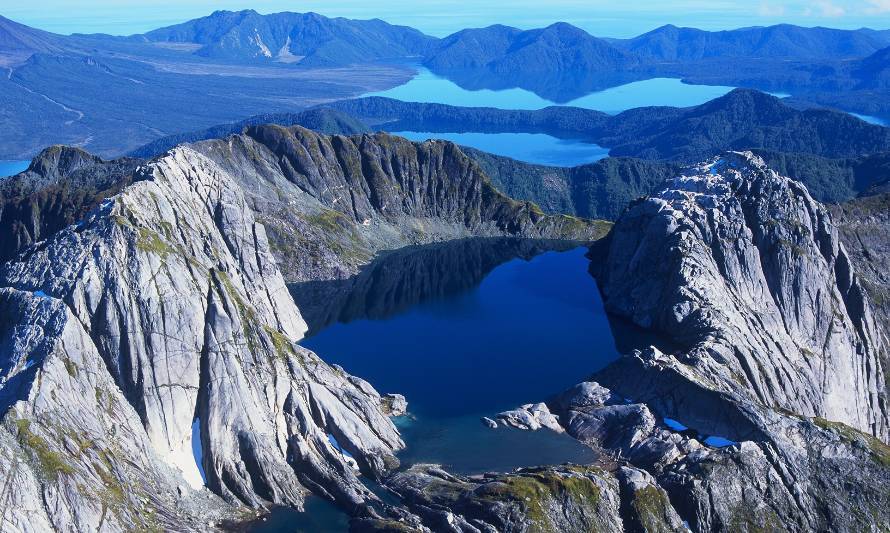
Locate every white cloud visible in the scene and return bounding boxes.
[758,2,786,16]
[865,0,890,13]
[803,1,846,17]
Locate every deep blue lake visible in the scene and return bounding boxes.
[274,239,618,532]
[295,240,619,427]
[0,161,29,178]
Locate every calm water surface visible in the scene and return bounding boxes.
[0,161,29,178]
[365,68,740,165]
[366,68,736,112]
[272,239,617,532]
[296,240,619,424]
[392,131,609,167]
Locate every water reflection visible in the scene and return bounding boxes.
[367,67,735,112]
[290,238,581,336]
[392,131,609,167]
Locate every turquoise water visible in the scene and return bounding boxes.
[367,68,737,112]
[0,161,29,178]
[365,69,739,165]
[393,131,609,166]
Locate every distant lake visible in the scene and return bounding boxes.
[392,131,609,167]
[0,161,29,178]
[365,69,740,164]
[367,68,737,112]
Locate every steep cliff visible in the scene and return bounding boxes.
[829,192,890,390]
[389,154,890,532]
[0,146,409,529]
[190,125,608,281]
[594,151,888,440]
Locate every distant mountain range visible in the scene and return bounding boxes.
[5,10,889,73]
[126,10,437,66]
[129,88,890,207]
[1,10,890,157]
[611,23,890,61]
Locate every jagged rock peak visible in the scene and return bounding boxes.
[0,146,405,529]
[596,150,889,440]
[24,145,104,179]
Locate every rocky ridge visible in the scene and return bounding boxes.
[190,125,606,281]
[595,151,888,440]
[381,152,890,532]
[0,146,412,530]
[0,129,607,530]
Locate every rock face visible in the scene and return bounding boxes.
[0,145,140,263]
[594,151,888,440]
[374,464,626,533]
[550,379,890,533]
[0,146,406,529]
[829,192,890,392]
[190,125,608,281]
[400,154,890,533]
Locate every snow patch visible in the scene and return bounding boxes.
[328,433,360,471]
[167,416,206,490]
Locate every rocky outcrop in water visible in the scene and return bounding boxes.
[0,146,407,529]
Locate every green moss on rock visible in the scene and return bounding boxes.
[15,419,75,480]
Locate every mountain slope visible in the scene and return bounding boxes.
[330,89,890,163]
[0,146,141,263]
[0,14,68,65]
[426,22,635,74]
[138,9,437,65]
[0,146,409,529]
[615,23,890,61]
[129,107,370,159]
[594,151,888,439]
[190,125,607,281]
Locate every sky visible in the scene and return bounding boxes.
[3,0,890,38]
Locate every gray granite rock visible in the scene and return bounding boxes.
[190,126,610,282]
[594,151,888,440]
[0,147,405,528]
